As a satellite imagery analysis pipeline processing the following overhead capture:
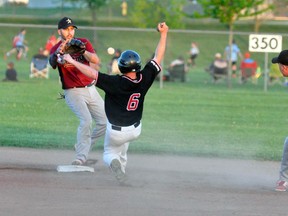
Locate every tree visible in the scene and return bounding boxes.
[130,0,186,29]
[65,0,108,44]
[65,0,107,26]
[199,0,272,88]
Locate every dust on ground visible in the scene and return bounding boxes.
[0,147,286,216]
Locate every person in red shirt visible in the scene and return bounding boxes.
[49,17,106,165]
[240,52,258,84]
[44,32,58,56]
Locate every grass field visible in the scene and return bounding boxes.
[1,14,288,161]
[1,60,288,161]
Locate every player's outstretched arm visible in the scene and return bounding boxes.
[63,54,99,80]
[153,22,169,65]
[83,51,100,65]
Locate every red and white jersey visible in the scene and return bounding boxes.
[50,38,95,89]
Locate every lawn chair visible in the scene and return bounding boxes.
[211,60,228,83]
[269,63,285,86]
[168,63,186,82]
[30,54,49,79]
[205,53,228,83]
[240,60,258,84]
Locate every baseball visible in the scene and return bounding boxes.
[107,47,115,55]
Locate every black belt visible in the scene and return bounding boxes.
[112,121,140,131]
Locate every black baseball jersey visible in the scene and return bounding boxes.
[96,60,161,126]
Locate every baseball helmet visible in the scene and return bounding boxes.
[118,50,141,73]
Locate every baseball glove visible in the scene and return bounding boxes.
[63,39,86,55]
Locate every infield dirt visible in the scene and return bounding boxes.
[0,147,286,216]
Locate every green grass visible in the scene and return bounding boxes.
[1,9,288,161]
[140,74,288,160]
[1,64,287,161]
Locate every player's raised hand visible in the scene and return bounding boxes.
[157,22,168,33]
[153,22,168,65]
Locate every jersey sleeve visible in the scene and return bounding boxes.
[143,60,162,79]
[96,73,120,93]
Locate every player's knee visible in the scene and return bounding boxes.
[80,117,93,128]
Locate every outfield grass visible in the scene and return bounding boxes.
[1,20,288,161]
[1,63,287,161]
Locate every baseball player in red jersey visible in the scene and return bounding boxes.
[63,22,168,181]
[49,17,107,165]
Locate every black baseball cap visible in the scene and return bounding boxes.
[271,50,288,65]
[58,17,77,29]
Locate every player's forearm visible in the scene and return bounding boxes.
[83,51,100,64]
[153,22,168,65]
[154,34,167,65]
[69,59,98,80]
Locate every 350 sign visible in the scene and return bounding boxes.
[249,34,282,53]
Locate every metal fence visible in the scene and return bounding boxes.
[1,23,287,84]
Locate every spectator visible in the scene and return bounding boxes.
[2,62,18,82]
[168,56,188,82]
[33,47,46,59]
[43,32,58,56]
[30,47,49,79]
[224,39,243,78]
[241,52,255,64]
[240,52,258,84]
[206,53,228,83]
[5,28,29,60]
[169,56,186,68]
[188,42,199,67]
[108,49,122,74]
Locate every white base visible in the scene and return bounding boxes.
[57,165,94,173]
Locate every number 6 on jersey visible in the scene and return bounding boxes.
[127,93,141,111]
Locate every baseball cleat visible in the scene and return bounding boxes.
[71,159,85,166]
[275,180,288,192]
[110,159,126,182]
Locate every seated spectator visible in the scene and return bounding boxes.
[206,53,228,83]
[240,52,258,84]
[3,62,18,82]
[108,49,122,74]
[30,47,49,79]
[168,56,188,82]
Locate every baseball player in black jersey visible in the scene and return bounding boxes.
[63,22,168,182]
